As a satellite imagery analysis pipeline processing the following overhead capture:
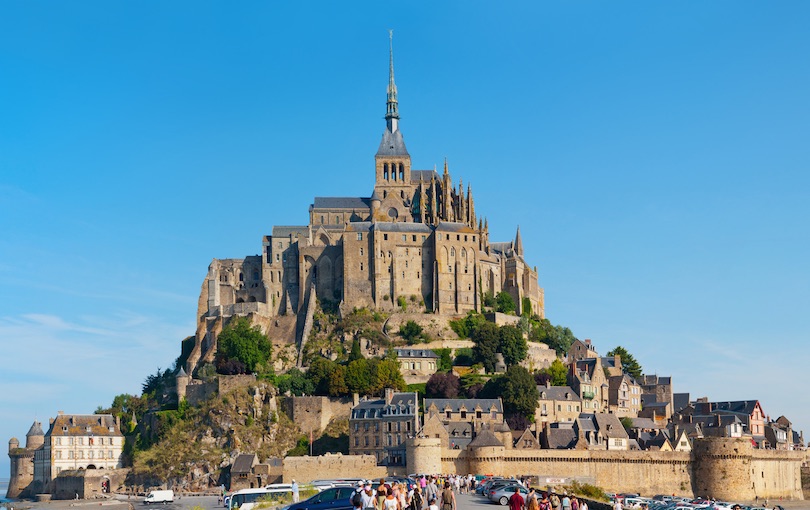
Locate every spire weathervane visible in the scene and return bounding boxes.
[386,29,400,133]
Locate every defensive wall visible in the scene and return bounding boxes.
[407,437,804,500]
[50,468,129,500]
[282,453,386,483]
[281,395,353,436]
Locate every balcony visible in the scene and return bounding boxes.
[582,391,595,400]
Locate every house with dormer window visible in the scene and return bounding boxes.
[349,388,418,465]
[535,383,582,424]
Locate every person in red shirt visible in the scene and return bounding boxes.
[509,487,525,510]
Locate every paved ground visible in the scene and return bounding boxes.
[6,491,810,510]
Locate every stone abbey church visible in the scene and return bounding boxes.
[192,38,543,368]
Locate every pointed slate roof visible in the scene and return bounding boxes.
[467,428,504,448]
[26,421,44,437]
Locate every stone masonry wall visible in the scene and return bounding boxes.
[282,454,386,483]
[281,396,353,436]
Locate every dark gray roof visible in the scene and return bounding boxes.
[436,222,475,233]
[345,222,372,232]
[272,226,309,238]
[546,425,577,449]
[351,392,418,419]
[394,348,438,359]
[629,417,661,430]
[373,222,433,233]
[27,421,44,437]
[231,454,257,474]
[641,375,672,385]
[489,242,512,255]
[673,393,690,413]
[377,128,409,156]
[594,413,629,439]
[576,414,598,432]
[425,398,503,414]
[312,197,371,210]
[411,170,438,182]
[537,386,581,402]
[643,402,670,409]
[467,429,504,448]
[697,400,762,416]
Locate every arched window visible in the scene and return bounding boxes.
[384,163,389,180]
[450,247,455,257]
[400,190,405,198]
[239,272,244,282]
[399,164,404,180]
[335,216,340,224]
[383,190,388,198]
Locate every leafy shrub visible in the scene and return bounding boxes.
[397,296,407,310]
[399,320,424,344]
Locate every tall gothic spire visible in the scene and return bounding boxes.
[385,30,400,133]
[515,226,524,257]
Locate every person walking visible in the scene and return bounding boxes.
[292,479,300,503]
[508,486,525,510]
[440,482,456,510]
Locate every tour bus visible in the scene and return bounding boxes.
[228,486,293,510]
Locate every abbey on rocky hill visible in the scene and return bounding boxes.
[191,35,543,371]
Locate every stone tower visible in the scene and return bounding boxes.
[6,421,43,499]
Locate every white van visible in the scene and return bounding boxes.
[144,490,174,504]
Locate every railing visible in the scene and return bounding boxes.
[582,391,595,400]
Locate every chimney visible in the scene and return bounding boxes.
[614,354,621,370]
[385,388,394,404]
[353,393,360,407]
[584,339,591,346]
[715,414,721,427]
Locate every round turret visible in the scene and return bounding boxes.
[176,366,190,402]
[9,437,20,453]
[406,437,441,476]
[25,421,44,450]
[692,437,753,500]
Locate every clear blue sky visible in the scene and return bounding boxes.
[2,2,809,478]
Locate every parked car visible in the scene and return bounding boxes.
[284,486,356,510]
[488,485,529,506]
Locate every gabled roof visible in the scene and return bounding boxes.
[545,424,577,449]
[435,222,475,233]
[394,348,438,359]
[467,428,503,448]
[271,226,309,238]
[629,417,661,430]
[537,386,581,402]
[231,453,258,474]
[411,170,438,182]
[425,398,503,414]
[46,414,121,437]
[373,222,433,233]
[312,197,371,210]
[593,413,629,439]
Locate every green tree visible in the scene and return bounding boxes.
[482,290,496,308]
[620,416,633,431]
[499,325,528,367]
[327,365,349,397]
[275,368,315,396]
[530,319,577,356]
[348,337,364,362]
[449,311,486,339]
[399,320,424,344]
[345,359,373,395]
[370,358,406,393]
[433,348,453,372]
[606,346,643,379]
[306,357,340,395]
[217,316,272,372]
[500,365,540,419]
[521,297,532,317]
[495,291,516,314]
[538,359,568,386]
[472,321,500,373]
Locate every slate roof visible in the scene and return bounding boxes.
[629,417,661,430]
[377,129,409,157]
[312,197,371,210]
[411,170,438,182]
[46,414,121,437]
[546,423,577,449]
[697,400,762,416]
[467,429,504,448]
[231,453,257,474]
[592,413,629,439]
[271,226,309,238]
[537,386,581,402]
[641,375,672,385]
[373,222,433,233]
[489,242,513,255]
[435,222,476,233]
[673,393,691,413]
[576,414,598,433]
[394,348,438,359]
[351,392,418,419]
[425,398,503,414]
[345,222,372,232]
[26,421,44,437]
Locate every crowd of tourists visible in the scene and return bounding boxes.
[348,474,588,510]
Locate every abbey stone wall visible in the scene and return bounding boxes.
[405,437,804,500]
